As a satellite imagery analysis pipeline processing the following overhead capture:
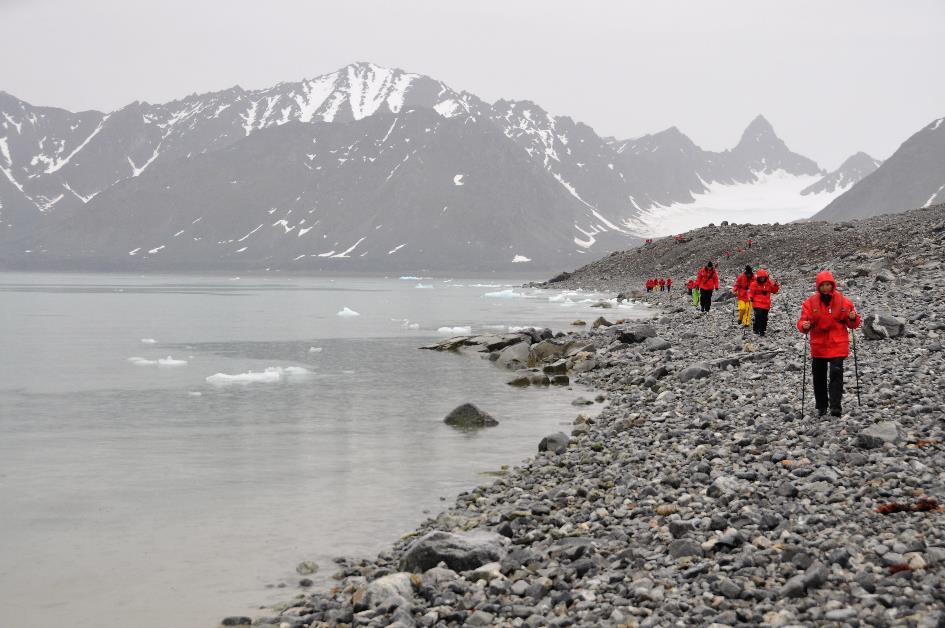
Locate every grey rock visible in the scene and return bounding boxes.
[399,530,509,573]
[669,539,704,559]
[443,403,499,428]
[644,336,672,351]
[863,312,906,340]
[860,421,904,444]
[538,432,570,454]
[678,363,711,382]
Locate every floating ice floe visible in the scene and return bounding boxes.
[205,366,313,385]
[399,275,421,280]
[482,324,507,331]
[415,283,433,289]
[128,355,187,367]
[484,289,524,299]
[128,357,158,366]
[188,391,202,397]
[140,338,157,344]
[511,255,531,263]
[438,326,472,335]
[337,307,360,317]
[308,347,323,353]
[509,326,537,333]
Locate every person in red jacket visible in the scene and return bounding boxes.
[733,265,754,328]
[695,261,720,313]
[659,278,666,292]
[797,271,861,417]
[747,269,779,336]
[666,277,673,292]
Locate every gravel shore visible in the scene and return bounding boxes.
[223,205,945,627]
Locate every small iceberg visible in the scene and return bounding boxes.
[158,356,188,366]
[508,326,537,333]
[438,326,472,335]
[140,338,157,344]
[206,366,313,386]
[484,289,523,299]
[399,276,421,280]
[415,283,433,289]
[511,255,531,263]
[128,356,158,366]
[308,346,323,353]
[337,307,360,317]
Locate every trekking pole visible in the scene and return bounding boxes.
[851,328,861,406]
[801,334,808,417]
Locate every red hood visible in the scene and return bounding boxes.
[756,269,769,279]
[816,270,836,289]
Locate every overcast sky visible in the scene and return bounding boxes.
[2,0,943,169]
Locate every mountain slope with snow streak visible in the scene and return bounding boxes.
[812,117,945,221]
[0,63,892,270]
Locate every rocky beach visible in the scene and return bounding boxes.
[224,204,945,627]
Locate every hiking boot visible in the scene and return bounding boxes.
[830,407,842,417]
[817,407,828,417]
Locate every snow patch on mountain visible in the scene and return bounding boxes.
[631,170,844,237]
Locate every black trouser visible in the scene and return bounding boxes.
[753,307,769,335]
[700,289,713,312]
[811,357,844,412]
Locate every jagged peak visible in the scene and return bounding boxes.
[737,114,778,144]
[837,151,881,170]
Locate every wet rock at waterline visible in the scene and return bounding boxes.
[443,403,498,428]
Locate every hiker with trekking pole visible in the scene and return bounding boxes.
[797,271,861,417]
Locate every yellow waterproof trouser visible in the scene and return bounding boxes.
[738,299,752,326]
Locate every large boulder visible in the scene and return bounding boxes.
[443,403,498,428]
[495,341,531,369]
[359,572,416,609]
[592,316,613,329]
[644,337,671,351]
[862,313,906,340]
[678,363,712,382]
[617,324,657,344]
[539,432,571,454]
[530,339,567,363]
[399,530,509,573]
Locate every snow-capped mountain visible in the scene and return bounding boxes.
[0,63,882,271]
[802,152,882,196]
[812,117,945,221]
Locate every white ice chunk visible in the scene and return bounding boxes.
[205,366,313,386]
[140,338,157,344]
[399,275,421,280]
[453,174,465,186]
[438,326,472,335]
[158,356,187,366]
[128,357,158,366]
[415,283,433,289]
[511,255,531,263]
[337,307,360,317]
[308,347,323,353]
[484,289,523,298]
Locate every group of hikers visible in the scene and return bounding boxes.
[670,260,861,417]
[645,277,673,292]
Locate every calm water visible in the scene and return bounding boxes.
[0,273,645,628]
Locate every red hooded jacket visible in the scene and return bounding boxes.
[666,278,672,287]
[747,269,779,309]
[797,271,861,358]
[686,279,695,290]
[696,265,719,290]
[733,272,752,301]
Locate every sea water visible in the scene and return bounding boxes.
[0,272,646,628]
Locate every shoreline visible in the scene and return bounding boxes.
[222,207,945,627]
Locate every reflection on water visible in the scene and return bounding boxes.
[0,273,637,628]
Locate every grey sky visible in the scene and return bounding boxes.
[2,0,943,170]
